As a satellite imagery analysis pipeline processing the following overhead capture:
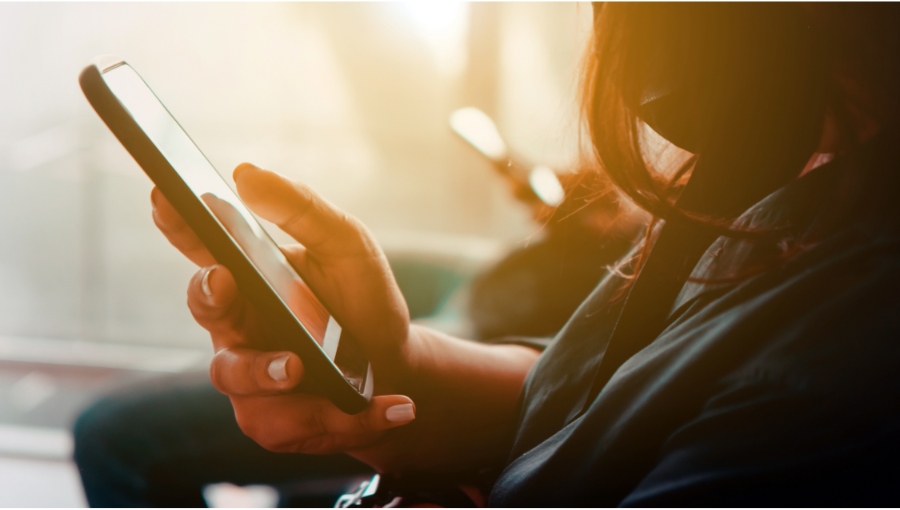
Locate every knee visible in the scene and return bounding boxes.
[71,392,140,472]
[72,374,216,472]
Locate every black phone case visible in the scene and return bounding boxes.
[79,56,372,414]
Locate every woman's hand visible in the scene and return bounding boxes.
[152,163,416,459]
[151,163,539,474]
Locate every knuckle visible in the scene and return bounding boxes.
[163,209,190,233]
[187,290,233,328]
[186,294,205,320]
[278,199,314,235]
[234,409,277,450]
[254,421,294,453]
[341,214,366,241]
[208,356,228,394]
[354,411,371,434]
[310,406,331,437]
[240,409,295,453]
[208,348,248,394]
[186,281,210,317]
[296,435,339,455]
[255,434,288,453]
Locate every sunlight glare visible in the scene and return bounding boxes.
[400,2,469,77]
[450,107,508,163]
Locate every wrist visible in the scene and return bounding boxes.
[368,325,540,473]
[397,324,539,409]
[398,323,432,386]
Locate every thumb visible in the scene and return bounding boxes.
[233,163,367,255]
[304,394,416,439]
[312,394,416,450]
[365,395,417,430]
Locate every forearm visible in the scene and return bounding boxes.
[396,324,540,472]
[407,324,538,407]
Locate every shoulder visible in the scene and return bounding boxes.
[704,231,900,390]
[621,238,900,506]
[677,227,900,343]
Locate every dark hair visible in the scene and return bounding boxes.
[581,3,900,278]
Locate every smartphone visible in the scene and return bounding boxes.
[80,55,372,414]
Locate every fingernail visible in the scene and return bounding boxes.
[201,266,216,298]
[234,163,258,181]
[385,403,416,423]
[268,354,289,382]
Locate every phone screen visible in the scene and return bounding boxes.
[103,64,367,391]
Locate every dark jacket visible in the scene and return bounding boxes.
[490,133,900,506]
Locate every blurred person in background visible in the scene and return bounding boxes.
[468,169,643,340]
[81,3,900,506]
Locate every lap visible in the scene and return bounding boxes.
[73,371,372,506]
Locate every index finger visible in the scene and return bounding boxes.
[151,187,216,267]
[233,163,371,256]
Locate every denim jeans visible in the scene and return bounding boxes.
[72,371,373,507]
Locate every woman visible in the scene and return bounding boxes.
[151,4,900,505]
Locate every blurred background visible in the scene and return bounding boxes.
[0,2,591,506]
